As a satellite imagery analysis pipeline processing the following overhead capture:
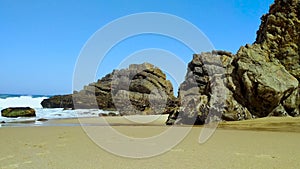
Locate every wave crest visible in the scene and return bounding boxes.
[0,95,49,109]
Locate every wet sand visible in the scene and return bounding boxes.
[0,116,300,169]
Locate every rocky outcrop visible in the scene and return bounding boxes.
[232,44,298,117]
[110,63,176,115]
[42,63,176,115]
[255,0,300,116]
[1,107,36,118]
[166,0,300,124]
[41,95,73,109]
[256,0,300,79]
[167,51,253,125]
[42,0,300,123]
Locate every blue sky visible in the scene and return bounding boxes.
[0,0,273,95]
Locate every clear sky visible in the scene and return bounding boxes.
[0,0,274,95]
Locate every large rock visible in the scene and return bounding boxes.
[256,0,300,79]
[1,107,36,118]
[167,0,300,125]
[42,63,176,115]
[232,44,298,117]
[41,95,73,108]
[167,46,298,124]
[255,0,300,116]
[167,51,252,125]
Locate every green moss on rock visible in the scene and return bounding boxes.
[1,107,36,118]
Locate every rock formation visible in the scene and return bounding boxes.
[256,0,300,79]
[166,0,300,125]
[42,0,299,123]
[1,107,36,118]
[42,63,176,115]
[255,0,300,116]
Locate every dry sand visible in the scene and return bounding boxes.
[0,116,300,169]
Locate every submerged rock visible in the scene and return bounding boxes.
[1,107,36,118]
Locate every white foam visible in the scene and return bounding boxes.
[0,96,48,109]
[0,95,119,124]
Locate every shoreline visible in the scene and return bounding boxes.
[1,115,300,133]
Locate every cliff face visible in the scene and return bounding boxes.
[256,0,300,79]
[166,0,300,124]
[42,63,176,115]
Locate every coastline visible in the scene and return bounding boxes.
[2,115,300,133]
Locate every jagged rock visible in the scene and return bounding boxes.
[255,0,300,116]
[1,107,36,118]
[41,63,176,115]
[167,0,300,125]
[167,46,298,124]
[166,51,252,125]
[232,44,298,117]
[256,0,300,79]
[111,63,175,115]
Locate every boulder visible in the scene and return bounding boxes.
[255,0,300,116]
[41,94,74,109]
[166,51,252,125]
[1,107,36,118]
[41,63,176,115]
[232,44,298,117]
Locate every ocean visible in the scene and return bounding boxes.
[0,94,114,125]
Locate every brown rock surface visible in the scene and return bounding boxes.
[42,63,176,115]
[167,0,300,124]
[1,107,36,118]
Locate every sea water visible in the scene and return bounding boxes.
[0,94,115,124]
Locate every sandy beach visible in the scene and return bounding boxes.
[0,116,300,169]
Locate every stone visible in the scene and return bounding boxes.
[1,107,36,118]
[282,88,300,116]
[232,44,299,117]
[108,112,118,116]
[41,95,74,109]
[41,63,176,115]
[254,0,300,118]
[268,104,288,116]
[256,0,300,79]
[98,113,108,117]
[167,0,300,124]
[37,118,48,122]
[166,52,252,125]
